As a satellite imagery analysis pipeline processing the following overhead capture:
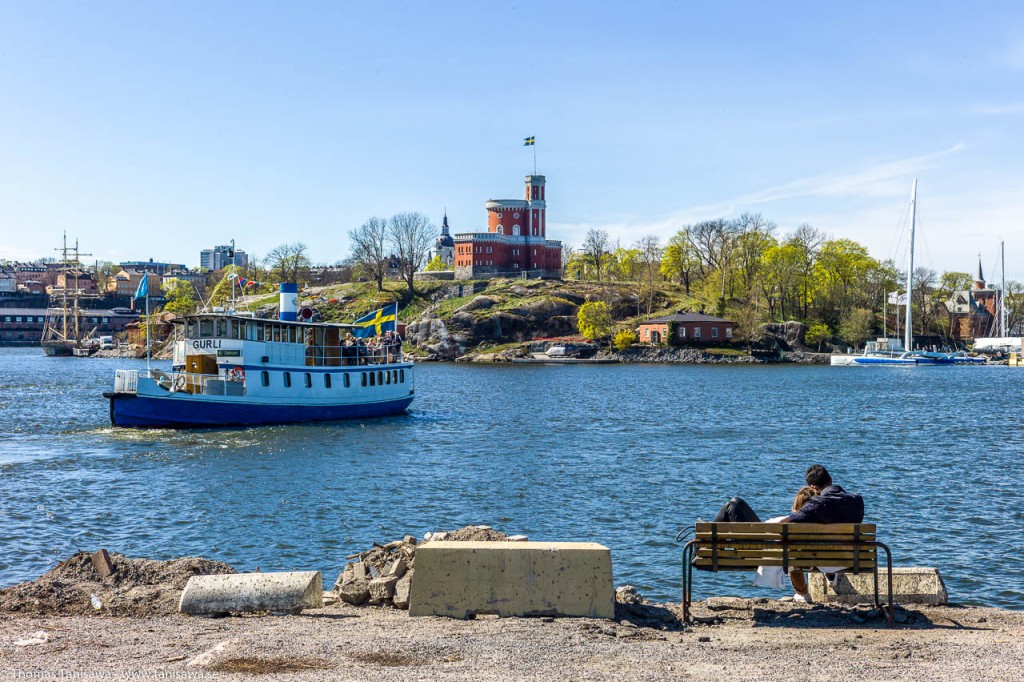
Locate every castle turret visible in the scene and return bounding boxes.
[525,175,546,238]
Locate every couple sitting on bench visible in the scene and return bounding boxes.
[713,464,864,603]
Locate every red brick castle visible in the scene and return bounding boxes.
[453,174,562,280]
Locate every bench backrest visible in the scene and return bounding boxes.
[691,522,878,572]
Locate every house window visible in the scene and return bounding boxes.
[712,327,719,338]
[679,326,686,339]
[283,372,292,387]
[261,371,269,387]
[726,327,733,339]
[693,327,701,339]
[324,373,332,388]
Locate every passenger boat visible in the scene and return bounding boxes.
[103,287,413,428]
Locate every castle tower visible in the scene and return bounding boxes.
[973,255,985,290]
[431,212,456,266]
[525,175,546,237]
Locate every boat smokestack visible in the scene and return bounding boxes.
[279,283,298,321]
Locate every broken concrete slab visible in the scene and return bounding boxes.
[809,567,948,605]
[178,571,322,616]
[409,541,614,619]
[393,575,412,610]
[338,578,370,605]
[368,576,399,604]
[385,559,407,578]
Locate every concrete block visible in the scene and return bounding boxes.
[368,576,399,603]
[179,571,322,615]
[393,575,412,610]
[409,541,614,619]
[809,567,948,605]
[507,535,529,542]
[351,562,368,581]
[91,549,115,578]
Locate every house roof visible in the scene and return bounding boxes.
[641,312,734,324]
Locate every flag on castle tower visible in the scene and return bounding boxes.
[523,136,535,146]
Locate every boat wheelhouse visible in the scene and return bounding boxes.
[104,310,414,428]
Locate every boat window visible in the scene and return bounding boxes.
[361,372,367,387]
[304,372,312,388]
[369,372,375,387]
[272,325,281,343]
[187,320,198,338]
[216,319,227,338]
[247,322,257,341]
[385,370,391,385]
[377,371,383,386]
[257,323,265,341]
[324,373,332,388]
[283,371,291,388]
[344,374,350,388]
[232,321,243,340]
[199,319,214,337]
[400,369,405,383]
[392,370,398,384]
[284,326,292,343]
[261,371,269,387]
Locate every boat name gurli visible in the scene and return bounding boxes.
[191,339,222,350]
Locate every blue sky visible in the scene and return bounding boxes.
[1,1,1022,280]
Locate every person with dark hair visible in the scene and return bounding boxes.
[782,464,865,602]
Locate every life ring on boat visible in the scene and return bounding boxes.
[174,374,187,391]
[227,367,245,382]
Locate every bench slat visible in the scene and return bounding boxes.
[696,523,875,534]
[692,559,873,569]
[694,548,876,559]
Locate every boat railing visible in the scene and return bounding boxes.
[310,346,404,367]
[114,369,139,394]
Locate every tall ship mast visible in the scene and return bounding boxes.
[41,234,97,357]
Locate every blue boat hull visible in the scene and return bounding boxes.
[105,393,413,428]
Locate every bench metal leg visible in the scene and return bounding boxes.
[871,541,895,626]
[681,541,696,624]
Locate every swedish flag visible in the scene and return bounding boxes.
[523,136,535,146]
[352,302,398,338]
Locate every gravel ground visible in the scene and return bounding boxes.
[2,600,1022,681]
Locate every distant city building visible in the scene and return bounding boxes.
[944,258,1001,341]
[0,269,16,293]
[54,270,98,295]
[0,307,138,346]
[108,269,164,298]
[453,173,562,280]
[200,245,248,271]
[638,312,735,345]
[164,268,208,291]
[429,213,456,267]
[118,260,185,276]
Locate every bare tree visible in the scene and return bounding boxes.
[792,223,825,318]
[635,235,662,316]
[388,212,435,294]
[348,217,390,291]
[266,242,311,284]
[582,228,610,282]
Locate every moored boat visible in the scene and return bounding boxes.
[103,290,413,428]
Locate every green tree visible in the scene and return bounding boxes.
[839,308,875,350]
[613,328,637,351]
[162,278,198,316]
[660,228,700,294]
[577,301,614,341]
[804,322,831,352]
[424,255,450,272]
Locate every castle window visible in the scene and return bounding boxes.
[496,212,502,218]
[514,212,519,219]
[496,225,503,234]
[513,225,520,235]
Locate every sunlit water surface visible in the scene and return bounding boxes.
[1,347,1022,607]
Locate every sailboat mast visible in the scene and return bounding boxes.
[904,179,917,352]
[1001,240,1007,338]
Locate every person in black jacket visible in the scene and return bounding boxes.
[782,464,865,602]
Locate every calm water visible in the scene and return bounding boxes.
[1,347,1022,608]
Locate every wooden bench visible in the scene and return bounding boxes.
[680,522,893,623]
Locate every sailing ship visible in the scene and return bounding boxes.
[103,285,414,428]
[831,180,985,366]
[41,235,100,357]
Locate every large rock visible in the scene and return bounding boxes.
[759,321,809,351]
[338,578,370,605]
[456,295,499,313]
[405,316,462,360]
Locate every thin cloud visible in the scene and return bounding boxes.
[553,144,966,247]
[970,102,1024,115]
